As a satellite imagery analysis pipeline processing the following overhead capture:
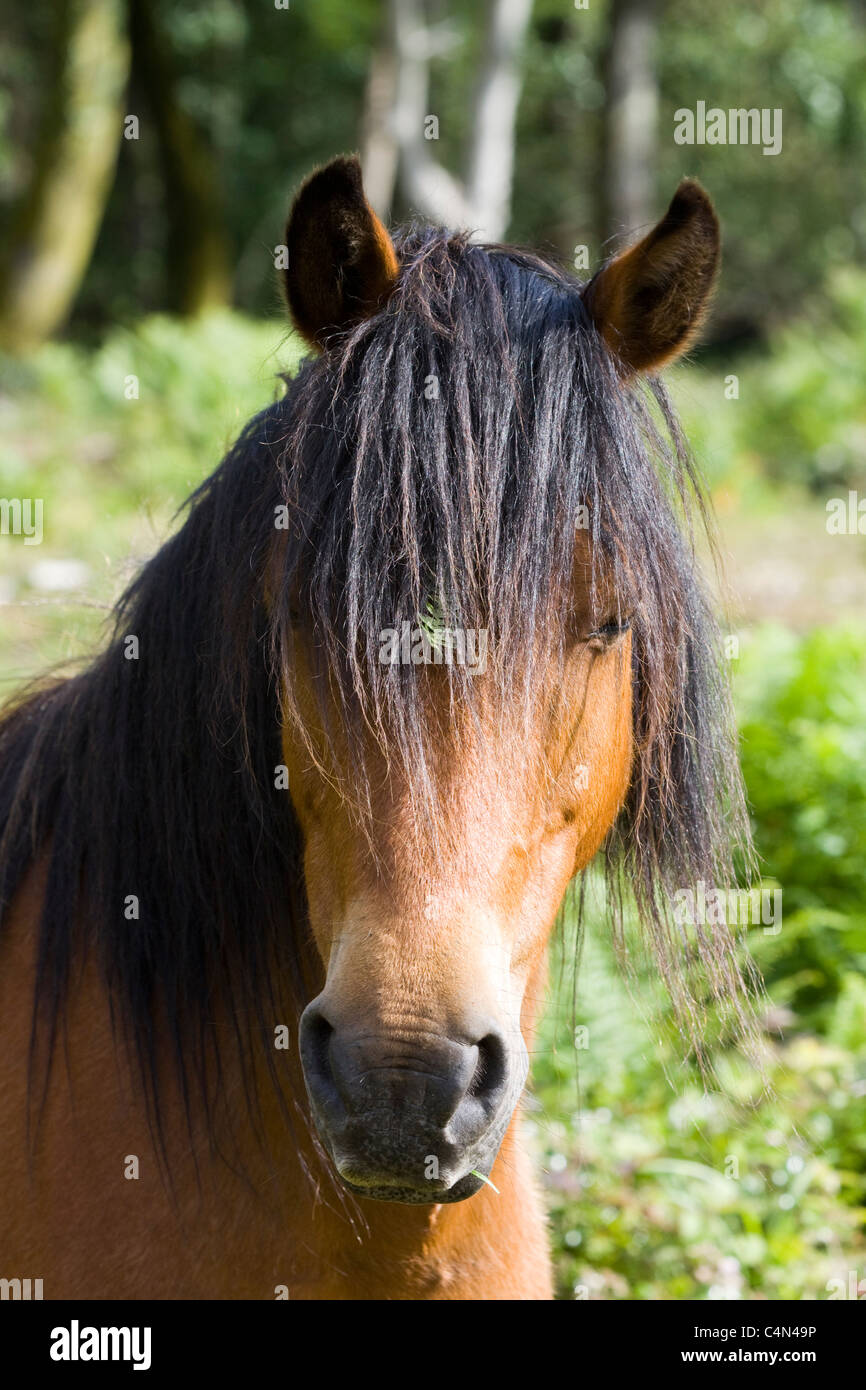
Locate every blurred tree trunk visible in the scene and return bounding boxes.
[463,0,533,242]
[129,0,231,314]
[600,0,660,246]
[361,12,400,220]
[381,0,533,241]
[0,0,130,353]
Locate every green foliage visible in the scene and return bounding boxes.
[737,623,866,1031]
[667,265,866,496]
[533,945,866,1300]
[534,623,866,1300]
[0,311,301,678]
[735,268,866,492]
[655,0,866,340]
[1,308,298,523]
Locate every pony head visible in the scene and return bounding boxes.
[274,156,743,1203]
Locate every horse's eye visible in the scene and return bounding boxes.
[588,617,631,643]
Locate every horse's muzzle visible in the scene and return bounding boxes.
[298,1000,525,1203]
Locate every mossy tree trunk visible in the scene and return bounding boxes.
[129,0,232,316]
[0,0,130,353]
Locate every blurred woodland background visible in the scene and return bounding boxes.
[1,0,865,1300]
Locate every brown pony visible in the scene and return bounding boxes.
[0,156,753,1300]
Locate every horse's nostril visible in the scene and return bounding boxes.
[467,1032,507,1103]
[306,1008,334,1076]
[299,1002,340,1107]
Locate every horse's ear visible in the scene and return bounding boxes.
[584,179,720,374]
[284,155,399,350]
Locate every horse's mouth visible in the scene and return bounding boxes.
[331,1165,491,1205]
[313,1108,512,1206]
